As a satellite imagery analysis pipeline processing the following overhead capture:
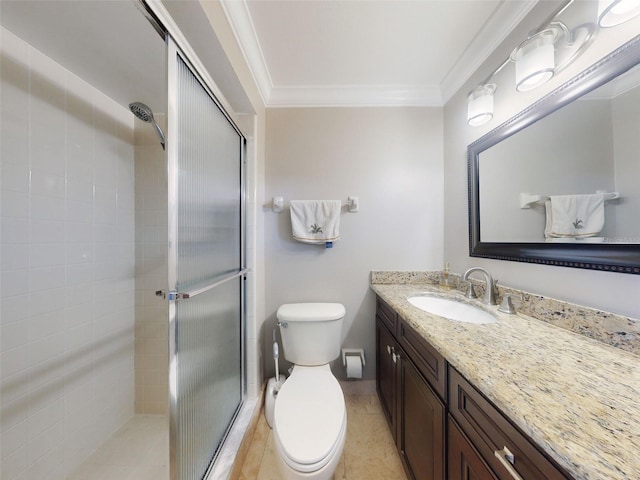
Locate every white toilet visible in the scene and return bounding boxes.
[273,303,347,480]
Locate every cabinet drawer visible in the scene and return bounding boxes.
[448,367,570,480]
[398,318,447,401]
[376,296,397,333]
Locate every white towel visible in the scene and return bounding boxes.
[290,200,341,244]
[544,194,605,238]
[545,236,605,243]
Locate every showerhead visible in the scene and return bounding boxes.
[129,102,154,122]
[129,102,166,150]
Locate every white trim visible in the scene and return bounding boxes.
[222,0,540,107]
[145,0,242,128]
[440,0,539,103]
[268,84,443,108]
[220,0,273,106]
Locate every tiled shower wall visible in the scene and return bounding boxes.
[0,27,136,480]
[134,116,169,415]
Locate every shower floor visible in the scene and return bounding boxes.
[67,415,169,480]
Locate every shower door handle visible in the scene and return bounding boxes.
[174,269,249,300]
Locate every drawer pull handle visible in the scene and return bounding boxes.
[392,351,400,363]
[494,446,523,480]
[387,345,393,355]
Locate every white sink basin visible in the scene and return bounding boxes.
[407,295,496,324]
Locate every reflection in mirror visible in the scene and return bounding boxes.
[468,34,640,274]
[479,64,640,244]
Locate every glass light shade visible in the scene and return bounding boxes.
[598,0,640,27]
[514,31,556,92]
[467,84,496,127]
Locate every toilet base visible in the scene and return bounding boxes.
[274,417,346,480]
[265,374,286,428]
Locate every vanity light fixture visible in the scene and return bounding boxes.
[511,21,595,93]
[512,29,557,92]
[467,1,595,126]
[467,84,496,126]
[598,0,640,27]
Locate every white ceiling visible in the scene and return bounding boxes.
[0,0,254,115]
[0,0,539,111]
[0,0,167,112]
[222,0,539,107]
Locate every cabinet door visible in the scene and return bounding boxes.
[448,416,499,480]
[376,319,398,439]
[398,355,445,480]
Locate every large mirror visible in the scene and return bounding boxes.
[468,33,640,274]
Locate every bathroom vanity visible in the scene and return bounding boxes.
[372,278,640,480]
[376,297,446,480]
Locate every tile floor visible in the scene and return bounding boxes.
[239,393,407,480]
[67,415,169,480]
[66,390,406,480]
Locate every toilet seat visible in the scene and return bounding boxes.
[274,364,346,473]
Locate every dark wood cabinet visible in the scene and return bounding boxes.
[448,366,569,480]
[398,319,447,400]
[376,304,446,480]
[375,295,572,480]
[448,415,498,480]
[376,296,397,334]
[398,353,445,480]
[376,318,398,440]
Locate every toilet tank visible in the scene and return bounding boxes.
[276,303,345,366]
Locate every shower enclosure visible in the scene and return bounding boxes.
[0,2,250,479]
[166,38,246,479]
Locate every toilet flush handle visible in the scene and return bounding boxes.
[277,321,288,328]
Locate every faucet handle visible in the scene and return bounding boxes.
[498,294,523,314]
[464,281,477,299]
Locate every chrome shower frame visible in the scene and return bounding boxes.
[136,2,249,479]
[166,37,248,480]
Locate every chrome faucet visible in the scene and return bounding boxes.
[462,267,497,305]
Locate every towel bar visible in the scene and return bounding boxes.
[520,191,620,209]
[272,196,359,213]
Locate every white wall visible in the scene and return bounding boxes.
[611,86,640,240]
[443,4,640,319]
[0,27,136,480]
[265,107,443,380]
[236,113,263,398]
[134,115,169,414]
[479,99,613,241]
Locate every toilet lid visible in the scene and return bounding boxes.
[274,366,345,466]
[276,303,345,323]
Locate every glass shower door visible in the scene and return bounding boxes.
[167,38,246,480]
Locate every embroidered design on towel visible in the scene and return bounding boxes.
[289,200,341,244]
[544,194,605,238]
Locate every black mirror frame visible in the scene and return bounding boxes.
[468,34,640,275]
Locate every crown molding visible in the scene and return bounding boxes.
[222,0,539,107]
[440,0,539,103]
[268,85,443,107]
[220,0,273,106]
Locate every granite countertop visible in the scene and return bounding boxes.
[371,283,640,480]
